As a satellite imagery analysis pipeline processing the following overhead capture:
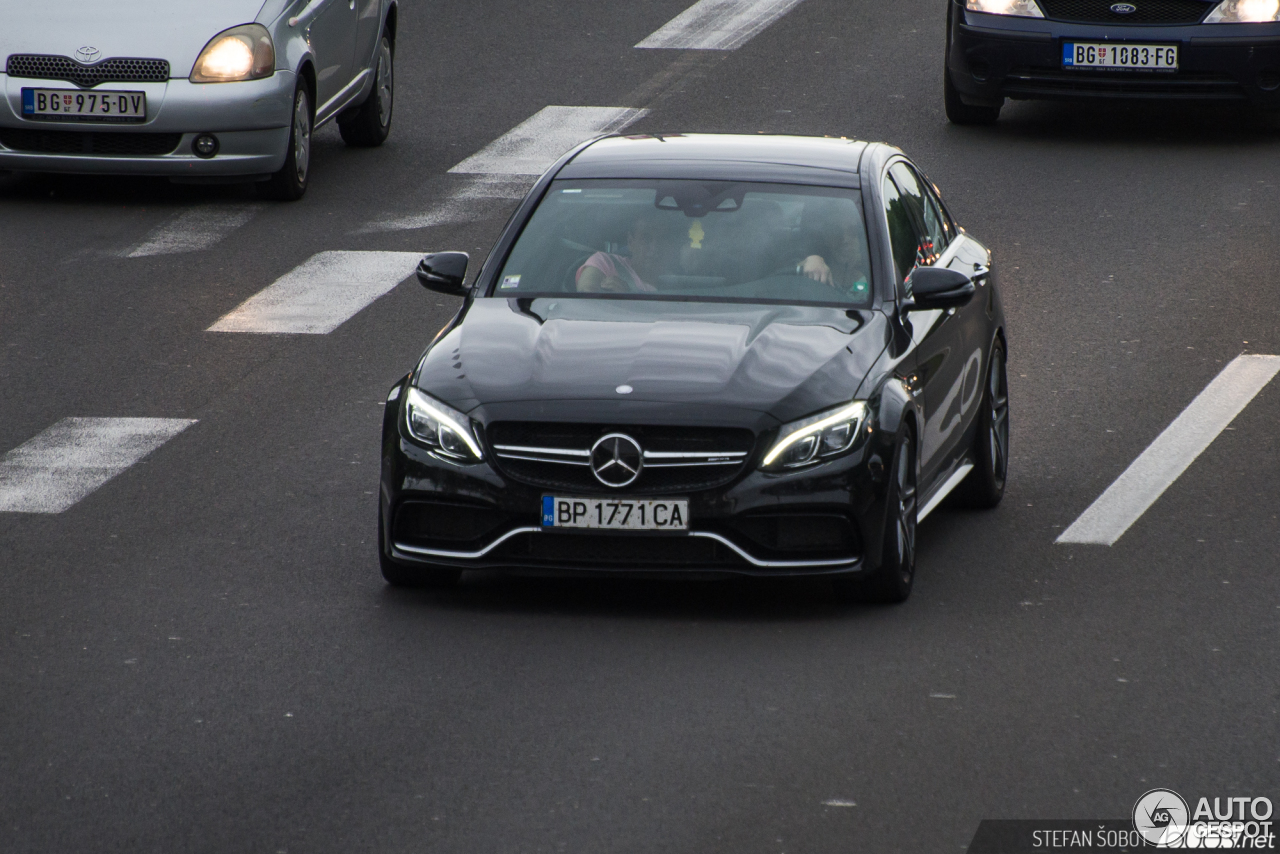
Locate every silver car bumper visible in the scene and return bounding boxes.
[0,71,296,176]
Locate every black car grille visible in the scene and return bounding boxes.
[492,531,750,569]
[6,54,170,87]
[0,128,183,155]
[487,422,757,495]
[1037,0,1211,25]
[1005,67,1245,99]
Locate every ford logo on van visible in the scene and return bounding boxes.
[1110,3,1137,13]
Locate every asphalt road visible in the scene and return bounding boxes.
[3,1,1279,851]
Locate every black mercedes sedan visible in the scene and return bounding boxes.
[378,134,1009,603]
[945,0,1280,123]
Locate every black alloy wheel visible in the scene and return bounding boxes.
[957,340,1009,508]
[378,508,462,589]
[339,32,394,147]
[258,83,312,200]
[836,427,918,604]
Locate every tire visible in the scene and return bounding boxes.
[835,427,918,604]
[945,68,1001,126]
[378,509,462,589]
[258,84,312,201]
[339,33,394,147]
[956,339,1009,508]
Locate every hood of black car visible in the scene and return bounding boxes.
[415,297,889,425]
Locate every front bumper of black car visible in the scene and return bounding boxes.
[379,404,895,579]
[949,6,1280,106]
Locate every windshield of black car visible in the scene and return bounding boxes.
[491,180,873,307]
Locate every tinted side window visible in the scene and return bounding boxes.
[881,174,923,286]
[923,178,957,244]
[889,162,944,265]
[919,187,949,259]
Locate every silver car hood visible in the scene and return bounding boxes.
[0,0,270,77]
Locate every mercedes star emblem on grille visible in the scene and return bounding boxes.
[1110,3,1136,13]
[590,433,643,487]
[75,46,101,63]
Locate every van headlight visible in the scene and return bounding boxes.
[191,24,275,83]
[964,0,1045,16]
[404,387,484,463]
[761,402,869,470]
[1205,0,1280,22]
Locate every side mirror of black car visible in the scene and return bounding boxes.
[905,267,975,311]
[417,252,470,297]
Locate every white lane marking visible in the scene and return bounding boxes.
[1058,354,1280,546]
[0,417,196,514]
[448,106,649,176]
[126,204,259,257]
[207,251,422,335]
[822,799,857,807]
[362,176,535,233]
[918,463,974,523]
[636,0,807,50]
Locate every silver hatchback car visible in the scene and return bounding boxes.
[0,0,397,199]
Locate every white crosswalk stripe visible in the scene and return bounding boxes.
[126,204,260,257]
[636,0,807,51]
[448,106,648,176]
[362,175,534,233]
[206,251,423,335]
[1058,354,1280,546]
[363,106,646,233]
[0,417,196,514]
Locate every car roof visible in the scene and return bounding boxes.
[557,133,871,188]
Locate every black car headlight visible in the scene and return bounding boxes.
[190,24,275,83]
[404,387,484,463]
[761,402,869,471]
[1205,0,1280,22]
[964,0,1044,16]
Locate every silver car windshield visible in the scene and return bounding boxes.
[493,180,873,306]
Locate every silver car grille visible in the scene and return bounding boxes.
[486,422,756,494]
[6,55,170,88]
[493,444,747,468]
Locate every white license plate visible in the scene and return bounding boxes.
[1063,43,1178,71]
[22,88,146,122]
[541,496,689,531]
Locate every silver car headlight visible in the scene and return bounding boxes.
[761,401,869,471]
[964,0,1045,16]
[190,24,275,83]
[404,387,484,463]
[1205,0,1280,21]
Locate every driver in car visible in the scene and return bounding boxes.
[795,206,872,296]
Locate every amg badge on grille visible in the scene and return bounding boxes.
[1110,3,1137,13]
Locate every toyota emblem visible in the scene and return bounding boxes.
[1110,3,1136,13]
[74,46,101,64]
[590,433,643,488]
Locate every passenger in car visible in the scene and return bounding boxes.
[575,215,674,293]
